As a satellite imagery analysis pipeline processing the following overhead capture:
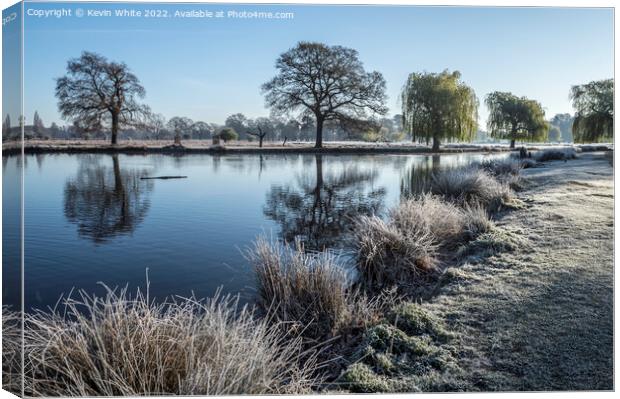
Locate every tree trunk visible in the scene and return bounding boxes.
[112,154,127,222]
[510,139,516,149]
[315,117,324,149]
[432,137,440,152]
[112,154,122,190]
[315,154,323,187]
[111,111,119,145]
[259,136,263,148]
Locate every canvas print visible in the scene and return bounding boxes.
[1,0,614,396]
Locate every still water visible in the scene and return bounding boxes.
[2,152,508,310]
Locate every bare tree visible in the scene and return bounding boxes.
[147,113,167,140]
[191,121,214,139]
[167,116,193,145]
[262,42,388,148]
[55,51,150,145]
[246,117,273,147]
[246,125,267,148]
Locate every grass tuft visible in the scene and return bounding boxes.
[429,167,513,212]
[352,195,494,292]
[353,213,438,291]
[11,286,321,396]
[247,237,387,345]
[2,307,22,395]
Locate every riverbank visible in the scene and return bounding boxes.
[422,152,613,390]
[4,139,611,156]
[329,152,613,392]
[2,151,613,394]
[3,139,518,156]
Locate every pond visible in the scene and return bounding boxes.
[2,152,509,311]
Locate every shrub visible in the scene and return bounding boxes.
[16,287,320,396]
[217,127,238,143]
[536,148,577,162]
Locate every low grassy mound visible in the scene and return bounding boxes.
[12,287,320,397]
[536,148,578,162]
[339,302,465,393]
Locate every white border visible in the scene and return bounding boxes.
[0,1,617,399]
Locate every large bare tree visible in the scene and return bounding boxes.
[55,51,150,145]
[262,42,388,148]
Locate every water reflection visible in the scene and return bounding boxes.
[400,155,441,198]
[264,155,386,251]
[63,154,153,243]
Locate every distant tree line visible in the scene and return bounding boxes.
[2,46,613,148]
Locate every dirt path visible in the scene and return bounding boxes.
[428,152,614,391]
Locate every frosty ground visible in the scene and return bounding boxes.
[426,152,613,390]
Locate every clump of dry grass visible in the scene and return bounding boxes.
[429,167,513,212]
[353,214,437,290]
[2,307,22,395]
[480,159,522,178]
[352,195,493,292]
[13,285,321,397]
[247,237,385,343]
[462,203,494,240]
[479,159,524,189]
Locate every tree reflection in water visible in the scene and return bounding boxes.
[264,155,386,251]
[64,154,153,243]
[400,155,440,198]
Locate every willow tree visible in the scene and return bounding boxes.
[570,79,613,142]
[401,70,478,151]
[262,42,388,148]
[485,92,548,148]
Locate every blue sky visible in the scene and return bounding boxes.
[17,1,614,128]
